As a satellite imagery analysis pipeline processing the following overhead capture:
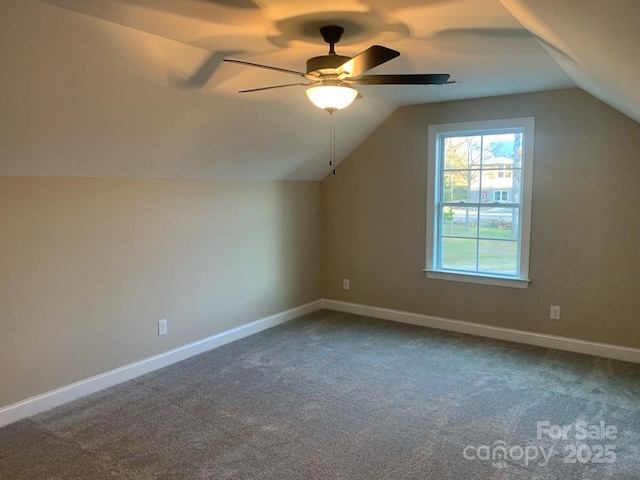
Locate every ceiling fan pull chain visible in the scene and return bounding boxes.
[329,113,333,168]
[330,112,337,174]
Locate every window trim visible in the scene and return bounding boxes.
[425,117,535,289]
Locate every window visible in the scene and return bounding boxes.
[425,118,534,289]
[493,190,509,202]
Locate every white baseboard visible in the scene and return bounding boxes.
[321,299,640,364]
[4,298,637,429]
[0,300,322,428]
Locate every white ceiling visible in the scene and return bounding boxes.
[0,0,634,180]
[500,0,640,124]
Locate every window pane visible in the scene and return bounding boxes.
[442,206,478,238]
[478,207,518,240]
[483,132,523,168]
[442,238,477,271]
[443,136,482,170]
[442,171,470,202]
[465,168,482,203]
[497,165,512,178]
[510,168,523,203]
[478,240,518,275]
[479,167,514,203]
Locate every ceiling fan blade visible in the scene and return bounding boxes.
[175,51,237,89]
[239,83,313,93]
[336,46,400,78]
[352,74,451,85]
[224,59,307,78]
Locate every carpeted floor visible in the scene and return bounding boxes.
[1,309,639,479]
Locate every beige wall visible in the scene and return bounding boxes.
[0,177,321,407]
[3,88,640,410]
[322,88,640,349]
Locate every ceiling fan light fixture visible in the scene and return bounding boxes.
[306,84,358,112]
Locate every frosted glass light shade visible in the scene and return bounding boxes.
[306,85,358,111]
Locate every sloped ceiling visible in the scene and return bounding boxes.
[500,0,640,124]
[1,0,632,181]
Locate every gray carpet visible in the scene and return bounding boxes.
[1,310,639,479]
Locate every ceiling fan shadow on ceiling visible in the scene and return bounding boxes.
[224,25,456,112]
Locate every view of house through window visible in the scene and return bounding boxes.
[440,131,522,275]
[426,118,534,287]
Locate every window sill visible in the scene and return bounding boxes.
[423,269,530,289]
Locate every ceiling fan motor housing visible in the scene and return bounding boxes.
[306,55,352,76]
[305,25,351,76]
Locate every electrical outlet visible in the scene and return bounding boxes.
[158,319,168,336]
[550,306,561,320]
[343,278,350,290]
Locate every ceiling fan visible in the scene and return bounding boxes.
[224,25,453,112]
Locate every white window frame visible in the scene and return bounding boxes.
[425,117,534,289]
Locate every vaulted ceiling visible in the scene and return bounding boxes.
[0,1,636,180]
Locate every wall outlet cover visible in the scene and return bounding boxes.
[158,319,168,336]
